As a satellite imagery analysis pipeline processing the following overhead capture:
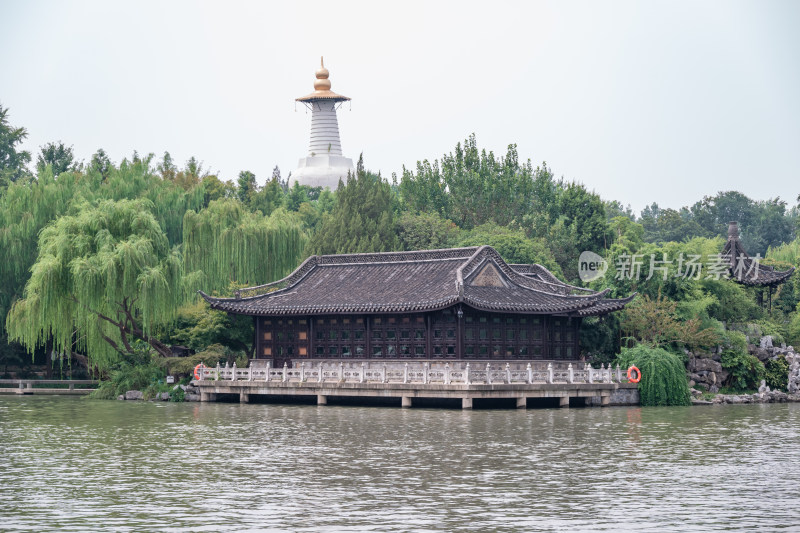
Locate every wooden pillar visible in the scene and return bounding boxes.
[769,286,773,314]
[542,316,550,359]
[254,316,260,361]
[426,313,432,358]
[309,316,314,359]
[366,315,372,359]
[456,306,463,359]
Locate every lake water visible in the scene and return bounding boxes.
[1,396,798,532]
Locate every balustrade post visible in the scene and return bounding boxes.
[382,363,387,384]
[506,363,511,384]
[232,362,237,382]
[265,362,271,381]
[339,361,344,382]
[318,362,323,383]
[360,362,365,383]
[248,364,253,381]
[282,362,288,383]
[527,363,533,384]
[403,362,409,384]
[199,362,205,381]
[547,362,553,384]
[568,363,574,384]
[215,362,220,380]
[486,363,491,385]
[300,361,306,382]
[616,364,622,383]
[423,362,428,384]
[465,363,471,385]
[586,363,593,384]
[445,363,451,385]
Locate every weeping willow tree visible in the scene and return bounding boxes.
[6,198,201,370]
[183,199,306,294]
[616,344,691,406]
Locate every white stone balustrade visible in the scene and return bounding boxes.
[196,360,636,386]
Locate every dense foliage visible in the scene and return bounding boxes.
[616,345,692,406]
[1,104,798,399]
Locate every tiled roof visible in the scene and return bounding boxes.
[199,246,635,316]
[722,223,795,287]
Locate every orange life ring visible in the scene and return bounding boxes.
[193,363,206,380]
[627,365,641,383]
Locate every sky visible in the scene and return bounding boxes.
[1,0,798,213]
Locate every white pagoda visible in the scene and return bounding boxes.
[290,57,355,189]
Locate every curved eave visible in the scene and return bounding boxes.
[731,266,795,287]
[296,91,351,102]
[199,294,461,317]
[575,293,638,317]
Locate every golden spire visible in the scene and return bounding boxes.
[296,56,350,102]
[314,56,331,91]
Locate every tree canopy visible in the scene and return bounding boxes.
[6,198,198,369]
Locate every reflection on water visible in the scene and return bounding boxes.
[1,397,798,531]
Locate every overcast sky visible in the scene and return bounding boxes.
[2,0,798,213]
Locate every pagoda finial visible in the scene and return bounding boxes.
[728,221,740,240]
[314,56,331,91]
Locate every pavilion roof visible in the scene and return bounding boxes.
[722,222,795,287]
[200,246,635,317]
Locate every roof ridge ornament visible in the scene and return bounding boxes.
[728,221,740,241]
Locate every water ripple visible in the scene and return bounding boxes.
[1,397,798,531]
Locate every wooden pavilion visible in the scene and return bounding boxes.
[722,222,795,310]
[200,246,635,368]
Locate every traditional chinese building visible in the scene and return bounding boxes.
[200,246,635,368]
[290,57,355,189]
[723,221,795,310]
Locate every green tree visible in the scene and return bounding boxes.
[399,135,536,229]
[620,293,719,351]
[88,149,111,179]
[558,182,609,253]
[0,103,32,188]
[36,141,77,176]
[307,155,399,254]
[156,151,177,181]
[397,211,460,251]
[6,198,198,369]
[459,222,563,276]
[251,176,284,216]
[616,345,691,406]
[237,170,258,206]
[183,199,306,294]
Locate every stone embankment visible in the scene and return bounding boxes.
[117,383,201,402]
[689,335,800,405]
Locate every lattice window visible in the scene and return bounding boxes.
[371,314,426,358]
[259,318,309,367]
[462,311,546,359]
[314,316,366,359]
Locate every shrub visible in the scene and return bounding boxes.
[765,356,789,392]
[155,343,231,376]
[90,361,164,400]
[616,345,691,406]
[720,331,765,391]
